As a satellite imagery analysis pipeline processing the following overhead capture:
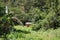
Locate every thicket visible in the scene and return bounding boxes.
[0,5,14,37]
[0,0,60,31]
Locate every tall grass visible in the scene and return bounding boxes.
[5,26,60,40]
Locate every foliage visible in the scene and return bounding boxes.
[0,0,60,40]
[0,5,14,35]
[0,0,59,30]
[5,26,60,40]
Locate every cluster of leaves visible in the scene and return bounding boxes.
[0,5,14,35]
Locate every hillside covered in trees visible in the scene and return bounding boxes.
[0,0,60,40]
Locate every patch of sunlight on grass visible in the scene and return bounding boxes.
[0,38,4,40]
[14,25,32,32]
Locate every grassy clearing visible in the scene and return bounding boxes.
[5,26,60,40]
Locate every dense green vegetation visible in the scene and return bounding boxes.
[0,26,60,40]
[0,0,60,40]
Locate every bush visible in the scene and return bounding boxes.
[0,5,14,35]
[32,9,58,30]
